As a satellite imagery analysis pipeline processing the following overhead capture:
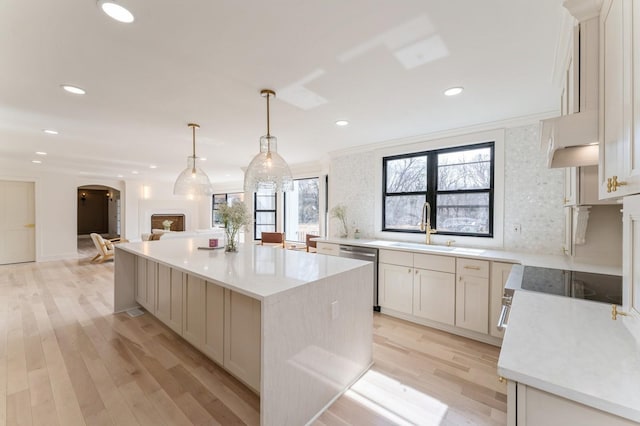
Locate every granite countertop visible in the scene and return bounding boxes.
[116,238,370,301]
[498,291,640,422]
[313,237,622,276]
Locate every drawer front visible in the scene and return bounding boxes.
[413,253,455,273]
[379,249,413,267]
[456,258,489,278]
[316,242,339,256]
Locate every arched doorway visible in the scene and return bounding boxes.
[77,185,122,257]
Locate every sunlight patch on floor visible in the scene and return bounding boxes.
[345,370,448,425]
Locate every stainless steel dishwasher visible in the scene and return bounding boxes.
[338,245,380,311]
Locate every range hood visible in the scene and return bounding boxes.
[542,5,601,169]
[542,109,599,168]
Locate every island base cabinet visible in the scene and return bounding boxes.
[413,269,455,325]
[156,265,183,334]
[135,257,156,312]
[224,290,261,393]
[511,382,636,426]
[183,276,224,365]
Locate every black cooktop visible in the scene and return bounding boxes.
[521,266,622,305]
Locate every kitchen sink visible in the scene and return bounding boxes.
[389,241,455,251]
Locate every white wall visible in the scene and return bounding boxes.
[329,123,567,254]
[0,162,215,260]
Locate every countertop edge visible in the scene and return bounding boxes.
[115,240,371,301]
[496,365,640,423]
[312,237,622,275]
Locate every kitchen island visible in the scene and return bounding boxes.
[114,238,374,426]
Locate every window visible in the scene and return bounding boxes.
[284,178,320,242]
[212,192,244,226]
[383,142,494,237]
[254,192,277,240]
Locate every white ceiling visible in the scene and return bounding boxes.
[0,0,566,185]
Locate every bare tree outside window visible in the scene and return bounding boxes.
[383,143,494,237]
[285,178,320,242]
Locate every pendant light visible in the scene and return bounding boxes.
[243,89,293,193]
[173,123,213,196]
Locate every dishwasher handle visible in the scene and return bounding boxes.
[338,246,377,258]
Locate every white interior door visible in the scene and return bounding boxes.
[0,181,35,264]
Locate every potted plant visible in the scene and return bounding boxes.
[330,204,349,238]
[218,200,252,252]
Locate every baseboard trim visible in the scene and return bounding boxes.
[380,308,503,347]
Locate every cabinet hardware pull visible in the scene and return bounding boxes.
[408,268,411,273]
[611,176,627,192]
[415,270,418,274]
[607,177,613,193]
[612,304,630,320]
[464,265,481,270]
[498,376,506,384]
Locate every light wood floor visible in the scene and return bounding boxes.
[0,240,506,425]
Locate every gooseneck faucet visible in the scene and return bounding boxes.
[420,202,437,244]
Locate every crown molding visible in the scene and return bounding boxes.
[328,110,559,159]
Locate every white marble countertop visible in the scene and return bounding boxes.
[116,238,370,301]
[314,237,622,275]
[498,291,640,422]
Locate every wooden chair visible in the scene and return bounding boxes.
[90,233,125,263]
[306,234,319,253]
[260,232,285,248]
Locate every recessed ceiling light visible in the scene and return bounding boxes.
[35,151,47,156]
[149,165,157,169]
[117,174,124,178]
[200,157,207,161]
[43,129,59,135]
[225,174,231,177]
[444,87,464,96]
[131,170,139,174]
[98,1,135,23]
[335,120,349,126]
[31,160,42,164]
[61,85,86,95]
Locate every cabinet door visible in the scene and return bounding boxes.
[563,206,574,256]
[135,256,147,307]
[413,268,455,325]
[156,265,183,334]
[182,275,205,347]
[135,257,156,311]
[623,194,640,313]
[516,383,636,426]
[489,263,514,339]
[600,0,632,198]
[224,290,261,392]
[316,242,339,256]
[202,282,224,364]
[456,274,489,334]
[379,263,414,314]
[564,167,577,206]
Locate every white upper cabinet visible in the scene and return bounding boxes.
[599,0,640,198]
[564,165,617,206]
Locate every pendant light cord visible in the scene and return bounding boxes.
[266,92,271,137]
[188,123,200,174]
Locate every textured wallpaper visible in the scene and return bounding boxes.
[502,125,564,254]
[329,151,377,238]
[329,124,565,254]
